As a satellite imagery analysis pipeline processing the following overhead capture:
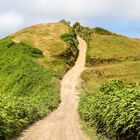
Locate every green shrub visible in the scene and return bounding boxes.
[59,19,71,26]
[19,42,43,58]
[73,22,92,44]
[60,29,79,67]
[79,80,140,140]
[73,22,81,32]
[93,27,112,35]
[60,32,78,48]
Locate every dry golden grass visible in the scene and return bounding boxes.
[81,60,140,92]
[82,31,140,93]
[12,21,71,75]
[87,34,140,63]
[12,22,69,57]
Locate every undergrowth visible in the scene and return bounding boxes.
[79,80,140,140]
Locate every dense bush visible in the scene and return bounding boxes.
[73,22,81,32]
[93,27,113,35]
[60,28,79,67]
[60,19,71,26]
[79,80,140,140]
[60,33,77,46]
[73,22,92,44]
[0,37,61,139]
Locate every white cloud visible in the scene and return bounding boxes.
[124,0,140,20]
[0,12,23,29]
[0,0,140,37]
[11,0,140,20]
[0,12,23,37]
[1,0,140,20]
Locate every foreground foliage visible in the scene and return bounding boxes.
[0,37,61,139]
[79,80,140,140]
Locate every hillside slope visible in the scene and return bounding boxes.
[13,22,68,56]
[12,22,69,74]
[87,34,140,66]
[75,25,140,92]
[0,21,78,139]
[76,24,140,140]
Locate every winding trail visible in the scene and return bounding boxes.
[15,36,88,140]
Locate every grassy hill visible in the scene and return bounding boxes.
[76,25,140,92]
[76,24,140,140]
[82,60,140,92]
[87,34,140,66]
[0,20,78,139]
[12,21,72,74]
[13,22,69,56]
[1,20,140,140]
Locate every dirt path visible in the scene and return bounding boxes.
[15,36,88,140]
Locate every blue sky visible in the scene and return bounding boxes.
[0,0,140,38]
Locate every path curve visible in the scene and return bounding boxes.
[15,36,88,140]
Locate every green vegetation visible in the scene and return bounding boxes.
[60,19,71,27]
[73,22,92,44]
[81,121,108,140]
[72,22,140,66]
[0,37,61,139]
[60,28,78,67]
[93,27,114,36]
[1,20,140,140]
[79,80,140,140]
[78,23,140,94]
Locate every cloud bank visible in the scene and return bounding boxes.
[0,0,140,38]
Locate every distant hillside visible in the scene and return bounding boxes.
[73,22,140,66]
[83,32,140,92]
[76,22,140,140]
[73,22,140,91]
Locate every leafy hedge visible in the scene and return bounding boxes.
[60,33,78,47]
[73,22,92,45]
[60,28,79,67]
[79,80,140,140]
[0,37,61,139]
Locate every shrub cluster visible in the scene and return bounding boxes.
[79,80,140,140]
[59,19,71,27]
[93,27,113,35]
[60,28,79,67]
[73,22,92,44]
